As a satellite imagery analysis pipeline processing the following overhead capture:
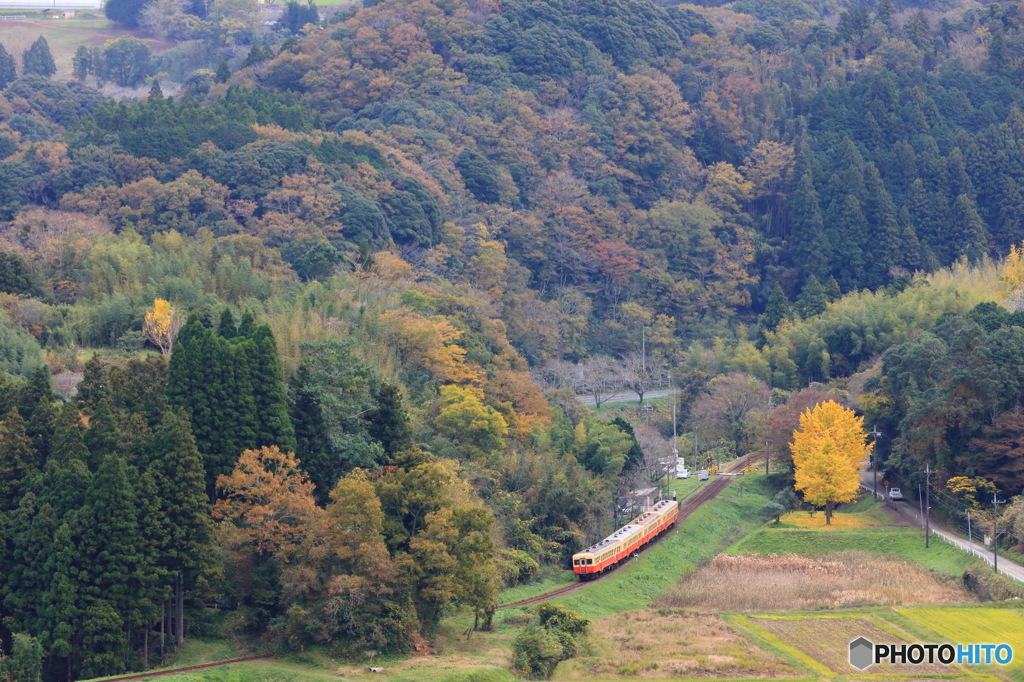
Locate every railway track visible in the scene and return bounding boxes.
[98,654,273,681]
[498,459,747,609]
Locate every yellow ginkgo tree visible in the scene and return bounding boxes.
[143,298,184,355]
[790,400,872,525]
[999,242,1024,311]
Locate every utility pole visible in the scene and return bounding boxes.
[869,425,881,500]
[924,464,931,549]
[994,493,1006,573]
[641,326,646,374]
[670,369,677,458]
[765,440,770,475]
[918,484,925,546]
[967,510,973,556]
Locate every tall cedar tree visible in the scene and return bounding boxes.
[0,408,33,512]
[53,401,91,471]
[19,367,54,465]
[288,364,333,499]
[84,399,120,465]
[21,37,56,78]
[148,409,215,645]
[788,172,831,283]
[759,283,791,335]
[168,315,294,496]
[0,43,15,89]
[75,454,146,678]
[367,380,413,459]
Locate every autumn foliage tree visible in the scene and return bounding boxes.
[790,401,872,524]
[143,299,184,355]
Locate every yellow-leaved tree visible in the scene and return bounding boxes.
[999,242,1024,310]
[790,400,872,525]
[143,298,184,355]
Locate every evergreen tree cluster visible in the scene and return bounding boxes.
[167,310,296,495]
[0,365,213,681]
[866,302,1024,494]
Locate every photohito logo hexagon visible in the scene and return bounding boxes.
[850,637,874,670]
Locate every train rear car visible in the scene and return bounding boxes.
[571,499,679,580]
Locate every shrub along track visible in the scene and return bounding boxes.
[499,460,748,609]
[96,654,273,681]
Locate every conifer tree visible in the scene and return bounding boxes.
[874,0,896,28]
[76,356,107,414]
[84,399,120,466]
[828,194,868,290]
[759,283,792,335]
[75,454,145,676]
[21,37,56,78]
[897,206,929,272]
[217,308,237,338]
[248,323,297,454]
[788,172,831,282]
[952,194,989,263]
[0,408,34,512]
[73,45,92,81]
[288,364,332,498]
[215,61,230,83]
[861,164,901,288]
[53,401,92,471]
[995,177,1024,250]
[0,43,16,89]
[19,367,54,463]
[6,495,58,640]
[795,276,828,318]
[148,409,215,645]
[367,381,413,458]
[44,520,83,681]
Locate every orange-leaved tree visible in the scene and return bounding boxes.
[790,400,872,525]
[143,298,184,354]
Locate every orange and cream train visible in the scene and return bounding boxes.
[571,499,680,580]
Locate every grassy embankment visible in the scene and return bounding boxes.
[90,474,773,681]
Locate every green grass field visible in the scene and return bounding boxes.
[729,525,980,577]
[0,17,169,80]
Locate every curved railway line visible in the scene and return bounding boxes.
[498,459,748,609]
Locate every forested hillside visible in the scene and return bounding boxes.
[4,0,1024,676]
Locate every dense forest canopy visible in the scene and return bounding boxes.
[5,0,1024,676]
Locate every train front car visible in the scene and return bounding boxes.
[571,524,642,580]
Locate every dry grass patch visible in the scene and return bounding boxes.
[779,510,878,528]
[555,609,795,679]
[661,552,973,612]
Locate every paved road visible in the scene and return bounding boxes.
[579,388,676,406]
[860,470,1024,583]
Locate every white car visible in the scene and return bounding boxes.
[889,487,904,501]
[675,469,690,479]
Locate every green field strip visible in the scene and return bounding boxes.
[727,614,834,677]
[874,608,953,643]
[721,613,822,678]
